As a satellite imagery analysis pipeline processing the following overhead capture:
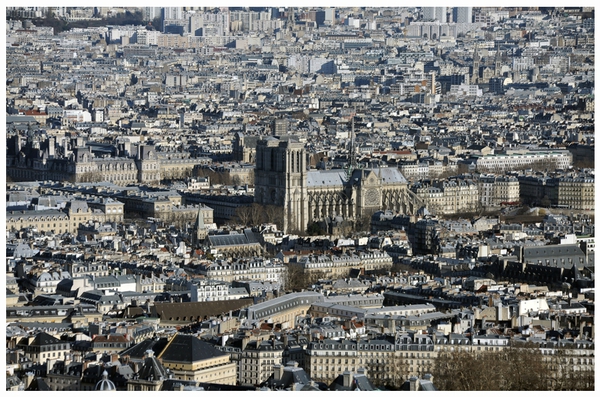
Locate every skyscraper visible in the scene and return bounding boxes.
[453,7,472,24]
[422,7,447,23]
[162,7,183,20]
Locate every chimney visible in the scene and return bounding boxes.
[424,373,433,383]
[409,376,419,391]
[274,364,284,381]
[46,358,55,374]
[342,371,352,388]
[24,372,35,389]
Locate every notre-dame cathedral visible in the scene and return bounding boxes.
[254,136,423,233]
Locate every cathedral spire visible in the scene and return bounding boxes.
[346,107,357,180]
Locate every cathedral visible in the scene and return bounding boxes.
[254,136,423,233]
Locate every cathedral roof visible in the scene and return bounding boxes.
[306,169,347,187]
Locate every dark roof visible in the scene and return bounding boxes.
[26,332,63,347]
[152,299,253,321]
[161,379,256,391]
[329,372,377,391]
[159,334,228,364]
[523,244,586,268]
[207,231,260,247]
[138,354,168,381]
[262,365,315,390]
[119,337,169,359]
[26,377,52,391]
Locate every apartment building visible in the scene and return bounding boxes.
[239,338,285,387]
[197,257,286,285]
[412,179,480,215]
[296,250,393,279]
[479,175,520,207]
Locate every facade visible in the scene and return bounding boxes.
[196,257,286,285]
[412,179,480,215]
[518,174,594,209]
[6,197,124,235]
[305,333,594,388]
[239,339,285,386]
[552,175,595,210]
[479,175,520,208]
[296,250,393,279]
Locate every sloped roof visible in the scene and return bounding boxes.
[159,334,228,364]
[138,354,168,381]
[306,169,347,187]
[119,337,169,359]
[26,332,62,347]
[26,377,51,391]
[152,299,253,322]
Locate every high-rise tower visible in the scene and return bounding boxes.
[452,7,472,23]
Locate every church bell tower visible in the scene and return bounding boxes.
[254,137,308,233]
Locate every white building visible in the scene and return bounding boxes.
[476,150,572,172]
[449,83,482,97]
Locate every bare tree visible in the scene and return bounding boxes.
[432,343,593,391]
[235,205,253,226]
[366,351,410,389]
[249,203,263,226]
[264,205,284,230]
[284,263,308,291]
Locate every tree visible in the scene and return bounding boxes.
[366,351,410,389]
[431,343,594,391]
[284,263,308,291]
[76,171,103,183]
[264,205,284,230]
[249,203,264,226]
[354,213,372,233]
[432,348,504,390]
[235,205,253,226]
[306,222,324,236]
[501,343,548,390]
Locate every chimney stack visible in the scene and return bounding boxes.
[343,371,352,388]
[274,364,284,381]
[409,376,419,391]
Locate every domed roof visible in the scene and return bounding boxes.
[95,370,116,391]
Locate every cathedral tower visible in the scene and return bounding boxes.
[254,137,308,233]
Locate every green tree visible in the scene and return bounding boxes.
[306,222,324,236]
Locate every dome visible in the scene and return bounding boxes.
[95,370,116,391]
